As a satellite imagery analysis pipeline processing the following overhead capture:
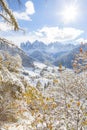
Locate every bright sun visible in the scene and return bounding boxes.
[62,5,78,23]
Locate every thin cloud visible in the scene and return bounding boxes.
[14,1,35,21]
[25,1,35,15]
[3,26,84,46]
[32,27,84,43]
[14,12,32,21]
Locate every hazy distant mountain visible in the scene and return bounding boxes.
[30,50,54,65]
[32,40,47,49]
[54,43,87,68]
[21,41,32,51]
[21,41,75,53]
[0,38,34,67]
[21,40,47,52]
[47,42,75,53]
[20,40,77,67]
[30,50,46,62]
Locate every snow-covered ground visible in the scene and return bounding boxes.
[0,61,87,130]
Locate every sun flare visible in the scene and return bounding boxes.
[62,5,78,23]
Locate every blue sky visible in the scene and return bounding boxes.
[0,0,87,45]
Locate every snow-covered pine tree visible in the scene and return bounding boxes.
[73,47,87,73]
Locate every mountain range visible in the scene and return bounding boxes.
[20,40,83,68]
[1,38,86,69]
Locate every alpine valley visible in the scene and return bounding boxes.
[0,38,87,130]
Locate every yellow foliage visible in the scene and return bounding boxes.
[70,99,73,102]
[52,102,57,108]
[47,123,53,130]
[53,79,58,84]
[84,112,87,116]
[46,97,54,102]
[71,128,75,130]
[77,101,80,107]
[82,120,87,126]
[59,64,62,69]
[43,104,48,111]
[23,86,47,115]
[67,104,71,108]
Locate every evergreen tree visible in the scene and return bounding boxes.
[73,48,87,73]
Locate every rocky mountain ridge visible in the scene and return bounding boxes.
[20,40,78,67]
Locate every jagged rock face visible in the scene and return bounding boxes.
[20,40,77,67]
[0,38,34,67]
